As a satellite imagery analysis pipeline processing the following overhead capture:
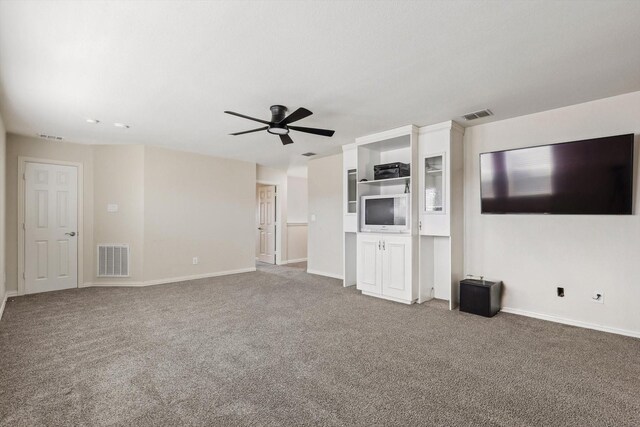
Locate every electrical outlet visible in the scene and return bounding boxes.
[192,257,198,265]
[557,287,564,297]
[591,291,604,304]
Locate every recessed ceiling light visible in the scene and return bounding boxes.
[113,123,130,129]
[85,118,100,124]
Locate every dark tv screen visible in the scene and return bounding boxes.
[480,134,634,214]
[365,198,394,225]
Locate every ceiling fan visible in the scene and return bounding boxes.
[224,105,335,145]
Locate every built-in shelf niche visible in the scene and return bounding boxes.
[357,134,412,198]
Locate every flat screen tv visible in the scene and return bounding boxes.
[480,134,634,214]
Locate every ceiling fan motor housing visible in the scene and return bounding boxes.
[268,105,289,134]
[270,105,288,122]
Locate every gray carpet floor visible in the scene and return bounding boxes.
[0,263,639,426]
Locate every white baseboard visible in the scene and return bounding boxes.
[501,307,640,339]
[306,269,344,280]
[85,267,257,288]
[285,258,307,264]
[361,291,414,305]
[0,291,16,320]
[0,294,7,320]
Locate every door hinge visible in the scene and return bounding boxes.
[22,223,25,230]
[419,221,422,230]
[22,272,25,279]
[22,173,26,180]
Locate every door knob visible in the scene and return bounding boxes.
[65,231,76,237]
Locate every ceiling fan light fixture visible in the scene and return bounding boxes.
[225,105,334,145]
[267,126,289,135]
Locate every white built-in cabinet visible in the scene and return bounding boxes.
[342,144,358,287]
[342,121,463,308]
[357,234,413,302]
[417,122,465,307]
[342,145,358,233]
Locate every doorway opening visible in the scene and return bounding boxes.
[256,184,277,265]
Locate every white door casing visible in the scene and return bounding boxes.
[24,162,78,294]
[256,185,276,264]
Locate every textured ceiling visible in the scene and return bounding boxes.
[1,0,639,172]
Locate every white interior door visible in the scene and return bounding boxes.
[256,185,276,264]
[25,162,78,294]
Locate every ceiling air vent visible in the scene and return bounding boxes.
[37,133,64,141]
[301,152,316,157]
[462,109,493,121]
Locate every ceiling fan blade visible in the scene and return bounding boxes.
[279,134,294,145]
[279,107,312,125]
[288,125,335,137]
[229,126,268,136]
[224,110,271,125]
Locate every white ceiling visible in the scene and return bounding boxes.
[1,1,639,172]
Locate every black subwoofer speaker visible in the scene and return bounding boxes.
[459,279,502,317]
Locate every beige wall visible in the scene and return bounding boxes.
[286,224,307,262]
[286,176,307,223]
[464,91,640,336]
[6,136,257,292]
[5,134,95,292]
[0,115,5,303]
[93,145,145,284]
[307,153,343,277]
[143,146,256,281]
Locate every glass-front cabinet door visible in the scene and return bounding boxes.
[347,169,357,214]
[424,154,444,214]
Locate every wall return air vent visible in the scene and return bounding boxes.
[97,244,130,277]
[37,133,64,141]
[462,109,493,121]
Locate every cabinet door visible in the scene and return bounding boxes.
[423,153,445,214]
[346,169,357,214]
[419,128,451,236]
[357,234,381,294]
[381,235,412,301]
